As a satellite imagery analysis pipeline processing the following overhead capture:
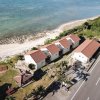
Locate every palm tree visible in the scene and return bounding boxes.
[33,86,45,99]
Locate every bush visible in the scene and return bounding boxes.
[17,55,24,60]
[31,47,38,50]
[44,39,54,44]
[28,64,35,70]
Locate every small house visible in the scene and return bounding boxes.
[72,39,100,63]
[66,34,80,48]
[40,44,60,62]
[24,50,47,69]
[54,38,71,55]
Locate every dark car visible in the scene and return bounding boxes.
[70,78,77,85]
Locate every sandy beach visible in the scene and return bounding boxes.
[0,16,99,60]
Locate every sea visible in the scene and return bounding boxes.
[0,0,100,39]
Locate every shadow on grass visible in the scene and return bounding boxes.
[0,83,12,100]
[45,81,61,96]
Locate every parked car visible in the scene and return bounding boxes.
[70,78,77,85]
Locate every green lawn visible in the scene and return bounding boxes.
[0,69,18,87]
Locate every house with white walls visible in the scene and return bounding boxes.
[54,38,71,55]
[40,44,60,62]
[24,50,47,70]
[66,34,80,48]
[72,39,100,64]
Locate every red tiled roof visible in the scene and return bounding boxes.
[14,75,21,85]
[26,50,47,63]
[0,65,8,72]
[14,73,33,85]
[46,44,60,55]
[68,34,80,43]
[75,39,100,58]
[59,38,70,48]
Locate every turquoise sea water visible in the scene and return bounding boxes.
[0,0,100,38]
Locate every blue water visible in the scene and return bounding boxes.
[0,0,100,38]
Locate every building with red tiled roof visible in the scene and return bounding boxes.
[24,50,47,69]
[72,39,100,63]
[40,44,60,61]
[66,34,80,48]
[54,38,71,54]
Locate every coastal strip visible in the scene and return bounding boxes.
[0,16,99,60]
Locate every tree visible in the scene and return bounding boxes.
[32,86,45,99]
[88,34,93,39]
[83,22,91,29]
[28,64,35,70]
[17,55,24,60]
[31,47,38,50]
[5,96,15,100]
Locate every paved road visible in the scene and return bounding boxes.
[70,56,100,100]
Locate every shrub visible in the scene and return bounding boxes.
[17,55,24,60]
[44,39,54,44]
[31,47,38,50]
[28,64,35,70]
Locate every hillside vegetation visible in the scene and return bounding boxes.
[78,17,100,38]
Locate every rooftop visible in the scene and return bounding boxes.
[26,50,47,63]
[75,39,100,58]
[67,34,80,43]
[45,44,60,55]
[59,38,70,48]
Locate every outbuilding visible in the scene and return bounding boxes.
[54,38,71,54]
[72,39,100,63]
[66,34,80,48]
[40,44,60,62]
[24,50,47,69]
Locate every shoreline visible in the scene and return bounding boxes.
[0,15,99,60]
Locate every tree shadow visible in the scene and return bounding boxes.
[79,36,85,44]
[45,81,61,95]
[33,69,46,81]
[0,83,12,100]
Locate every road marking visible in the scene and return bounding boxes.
[71,81,85,100]
[96,77,100,86]
[70,56,100,100]
[87,97,90,100]
[89,57,100,73]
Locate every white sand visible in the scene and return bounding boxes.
[0,16,99,59]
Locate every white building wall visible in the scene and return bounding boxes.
[55,42,70,54]
[72,52,89,63]
[40,48,50,56]
[36,59,46,69]
[24,55,36,65]
[51,52,59,61]
[72,42,79,48]
[41,47,59,61]
[66,37,79,48]
[66,38,73,45]
[54,42,63,50]
[24,55,46,69]
[63,47,70,54]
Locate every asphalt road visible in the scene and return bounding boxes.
[71,56,100,100]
